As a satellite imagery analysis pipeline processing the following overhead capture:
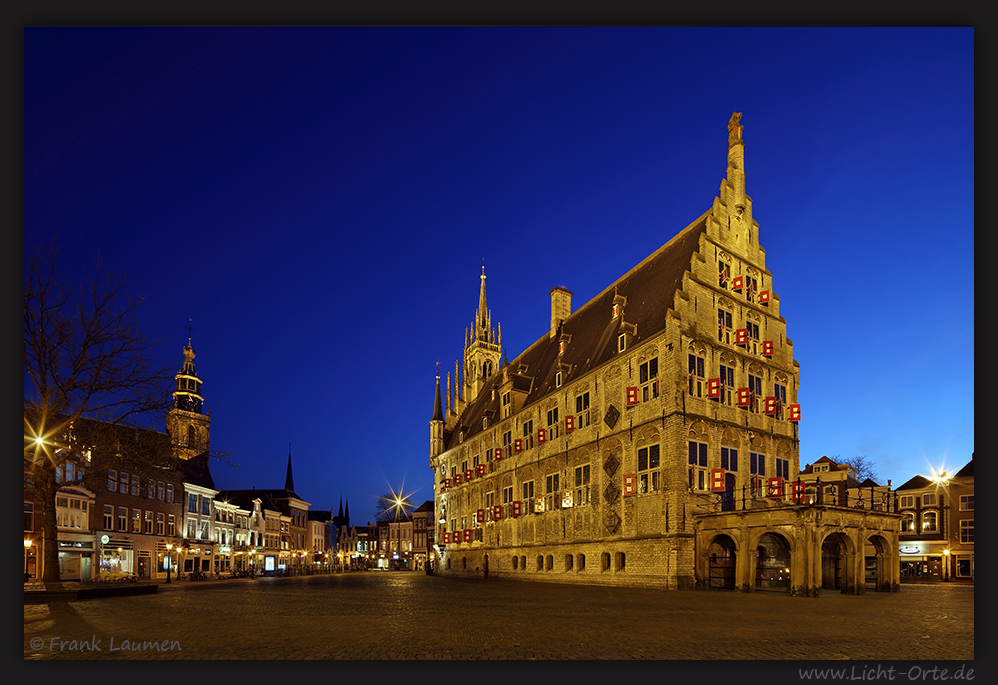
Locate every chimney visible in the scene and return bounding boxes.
[549,287,573,338]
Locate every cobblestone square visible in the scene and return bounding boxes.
[24,572,974,665]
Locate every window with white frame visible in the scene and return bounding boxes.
[921,511,938,533]
[574,464,591,505]
[637,444,660,494]
[899,494,915,509]
[118,507,127,531]
[688,353,705,397]
[960,519,974,543]
[108,469,117,491]
[900,512,915,532]
[960,494,974,511]
[718,308,733,344]
[639,358,659,402]
[544,473,560,511]
[922,493,937,507]
[546,407,559,440]
[575,392,590,428]
[688,441,708,491]
[522,420,534,450]
[103,505,113,530]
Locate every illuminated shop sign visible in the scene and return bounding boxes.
[899,546,921,555]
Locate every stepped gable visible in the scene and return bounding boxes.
[446,212,708,449]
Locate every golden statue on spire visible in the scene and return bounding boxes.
[727,112,743,147]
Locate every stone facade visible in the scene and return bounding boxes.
[429,114,901,594]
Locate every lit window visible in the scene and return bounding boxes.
[637,444,660,494]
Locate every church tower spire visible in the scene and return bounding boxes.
[463,265,502,405]
[166,322,211,461]
[430,364,445,459]
[285,443,295,493]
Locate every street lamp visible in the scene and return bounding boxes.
[166,543,173,583]
[24,539,32,583]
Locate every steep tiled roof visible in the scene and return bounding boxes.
[446,212,708,449]
[955,457,974,478]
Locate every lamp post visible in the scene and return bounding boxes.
[24,539,32,583]
[166,543,173,583]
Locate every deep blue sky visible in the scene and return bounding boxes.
[24,27,974,522]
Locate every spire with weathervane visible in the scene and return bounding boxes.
[166,321,211,461]
[462,264,502,405]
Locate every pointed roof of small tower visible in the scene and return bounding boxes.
[285,443,295,493]
[431,364,444,422]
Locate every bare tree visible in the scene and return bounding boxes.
[374,491,413,522]
[829,453,881,484]
[23,240,173,583]
[847,455,881,484]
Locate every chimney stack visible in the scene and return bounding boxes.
[549,287,573,338]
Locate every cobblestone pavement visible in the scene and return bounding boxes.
[24,573,974,661]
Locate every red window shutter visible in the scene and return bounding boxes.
[765,397,778,415]
[511,500,522,517]
[762,340,774,357]
[707,378,721,399]
[626,386,638,406]
[735,328,747,346]
[494,448,503,461]
[444,478,451,490]
[737,387,751,406]
[792,481,805,503]
[477,508,485,524]
[733,275,743,292]
[759,289,770,305]
[514,439,522,453]
[441,531,449,544]
[476,463,486,476]
[463,529,472,543]
[623,474,636,496]
[787,404,801,422]
[464,469,473,482]
[493,505,502,521]
[537,428,546,444]
[767,477,784,499]
[710,468,726,492]
[565,415,574,432]
[454,473,462,486]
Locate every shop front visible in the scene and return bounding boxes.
[899,543,943,582]
[99,535,134,580]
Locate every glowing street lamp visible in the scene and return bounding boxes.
[166,543,173,583]
[24,539,32,583]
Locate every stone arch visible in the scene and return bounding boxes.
[820,531,857,592]
[864,534,895,593]
[707,533,738,589]
[752,531,793,592]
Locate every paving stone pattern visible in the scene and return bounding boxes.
[24,573,974,660]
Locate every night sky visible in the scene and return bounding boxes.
[23,27,974,523]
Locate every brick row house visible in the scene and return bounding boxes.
[896,456,974,582]
[428,114,902,595]
[24,336,326,582]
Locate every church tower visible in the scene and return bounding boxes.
[166,330,211,461]
[462,266,502,405]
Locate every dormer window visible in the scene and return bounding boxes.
[555,371,563,388]
[618,334,626,353]
[612,303,620,318]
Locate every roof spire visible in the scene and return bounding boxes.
[285,443,295,493]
